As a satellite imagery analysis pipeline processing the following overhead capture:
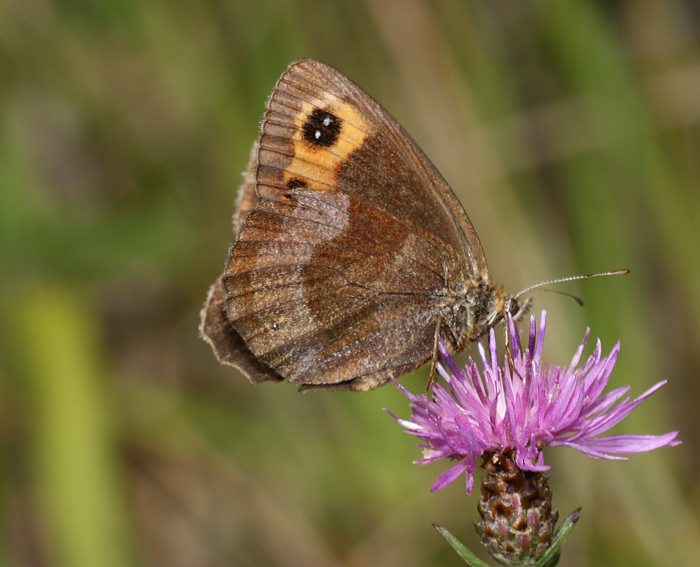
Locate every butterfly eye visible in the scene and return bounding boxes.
[302,108,341,147]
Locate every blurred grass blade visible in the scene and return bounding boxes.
[16,288,132,567]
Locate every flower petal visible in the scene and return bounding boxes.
[388,311,680,493]
[431,459,474,493]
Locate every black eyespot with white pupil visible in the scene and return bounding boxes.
[302,108,341,147]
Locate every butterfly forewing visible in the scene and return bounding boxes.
[258,60,487,275]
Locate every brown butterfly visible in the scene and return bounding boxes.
[200,59,623,392]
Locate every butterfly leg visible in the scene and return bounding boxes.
[503,314,527,381]
[425,317,444,392]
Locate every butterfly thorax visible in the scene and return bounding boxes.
[442,278,508,349]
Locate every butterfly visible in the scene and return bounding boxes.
[200,59,530,391]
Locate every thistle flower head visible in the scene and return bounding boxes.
[389,311,680,493]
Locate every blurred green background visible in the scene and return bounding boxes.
[2,1,699,566]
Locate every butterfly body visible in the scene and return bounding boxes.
[441,278,509,347]
[201,60,523,391]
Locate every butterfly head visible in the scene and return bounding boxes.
[502,295,533,326]
[477,289,532,339]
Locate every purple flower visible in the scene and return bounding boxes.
[388,311,680,493]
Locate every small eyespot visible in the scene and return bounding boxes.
[286,178,308,189]
[271,322,280,330]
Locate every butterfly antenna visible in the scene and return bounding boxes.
[537,288,584,306]
[513,268,630,300]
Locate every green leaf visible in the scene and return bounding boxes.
[535,508,582,567]
[434,524,493,567]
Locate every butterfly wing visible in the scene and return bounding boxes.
[200,146,288,384]
[222,60,488,390]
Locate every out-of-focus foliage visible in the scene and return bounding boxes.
[1,1,698,566]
